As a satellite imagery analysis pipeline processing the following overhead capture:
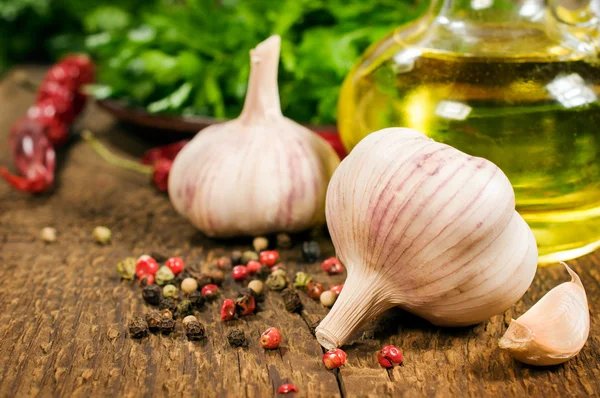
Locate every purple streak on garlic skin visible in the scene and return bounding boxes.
[316,127,538,350]
[168,35,339,237]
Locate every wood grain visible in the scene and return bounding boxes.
[0,68,598,397]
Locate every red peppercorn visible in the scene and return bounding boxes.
[377,345,403,368]
[277,384,299,394]
[323,349,346,370]
[232,265,249,281]
[216,256,232,270]
[259,250,279,267]
[220,299,236,321]
[139,274,155,285]
[201,284,219,299]
[165,257,184,275]
[152,159,172,192]
[270,263,286,273]
[330,285,344,295]
[321,257,344,275]
[235,294,256,316]
[246,260,262,274]
[136,255,159,278]
[306,282,325,299]
[260,327,282,349]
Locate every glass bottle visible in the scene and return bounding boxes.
[338,0,600,263]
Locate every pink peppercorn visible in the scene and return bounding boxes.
[136,255,159,278]
[277,384,299,394]
[246,260,262,274]
[378,345,403,368]
[330,284,344,295]
[321,257,344,275]
[139,274,155,285]
[232,265,249,281]
[165,257,184,275]
[220,299,235,321]
[201,284,219,299]
[259,250,279,267]
[323,349,346,369]
[260,327,282,349]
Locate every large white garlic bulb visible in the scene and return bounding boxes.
[316,128,538,349]
[169,36,339,237]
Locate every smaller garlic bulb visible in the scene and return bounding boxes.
[499,263,589,366]
[168,35,339,237]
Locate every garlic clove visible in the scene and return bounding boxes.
[499,263,590,366]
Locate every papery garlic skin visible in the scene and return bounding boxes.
[316,127,538,349]
[169,36,339,237]
[499,264,589,366]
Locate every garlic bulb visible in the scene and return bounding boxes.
[315,127,538,349]
[168,36,339,237]
[499,263,589,366]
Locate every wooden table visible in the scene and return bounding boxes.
[0,68,598,397]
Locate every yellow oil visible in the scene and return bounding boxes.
[338,22,600,263]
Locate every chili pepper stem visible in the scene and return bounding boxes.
[82,130,153,175]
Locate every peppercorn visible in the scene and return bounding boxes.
[159,315,175,334]
[92,226,112,245]
[259,250,279,267]
[136,255,159,279]
[194,273,213,288]
[253,236,269,252]
[165,257,185,275]
[230,250,243,265]
[266,270,288,291]
[183,315,205,340]
[146,310,162,330]
[235,294,256,316]
[227,329,247,347]
[241,250,259,264]
[320,290,337,308]
[159,298,178,314]
[160,308,173,319]
[277,384,298,394]
[207,270,224,286]
[246,260,262,274]
[221,299,236,321]
[116,257,136,280]
[306,282,325,299]
[321,257,344,275]
[378,345,403,368]
[128,316,148,338]
[270,263,286,273]
[162,284,178,299]
[188,290,206,308]
[155,265,175,285]
[142,284,162,305]
[256,265,271,280]
[216,256,232,270]
[260,327,281,349]
[239,287,258,299]
[281,288,303,313]
[330,285,344,296]
[302,241,320,262]
[232,265,249,281]
[177,300,194,317]
[293,272,312,290]
[41,227,57,243]
[140,274,155,285]
[181,277,198,293]
[248,280,264,296]
[201,284,219,300]
[323,349,346,369]
[150,251,169,262]
[276,233,292,249]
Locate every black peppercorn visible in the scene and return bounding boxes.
[183,316,206,340]
[159,298,178,314]
[150,251,169,262]
[188,290,206,308]
[142,284,162,305]
[146,310,162,330]
[177,300,194,317]
[129,316,149,338]
[256,265,271,280]
[227,329,247,347]
[276,233,292,249]
[239,287,257,299]
[192,273,212,288]
[159,309,175,334]
[230,250,243,265]
[281,288,303,313]
[302,241,320,262]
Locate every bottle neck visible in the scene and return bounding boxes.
[436,0,548,22]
